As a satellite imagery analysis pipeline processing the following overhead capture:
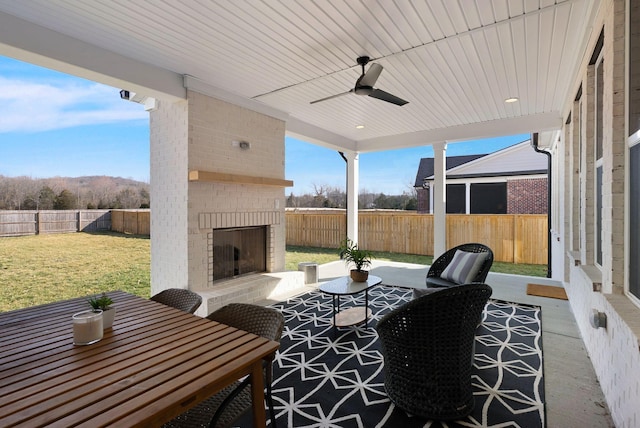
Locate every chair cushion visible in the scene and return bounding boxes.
[440,250,488,284]
[412,287,444,299]
[425,276,458,288]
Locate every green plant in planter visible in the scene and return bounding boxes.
[339,238,372,277]
[88,292,116,329]
[88,293,113,311]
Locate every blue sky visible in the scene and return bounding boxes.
[0,56,529,195]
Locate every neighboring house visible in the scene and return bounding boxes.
[414,140,548,214]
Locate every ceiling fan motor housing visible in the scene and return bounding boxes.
[354,85,373,95]
[357,56,370,66]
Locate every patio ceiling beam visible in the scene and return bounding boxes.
[356,112,563,153]
[286,118,357,152]
[0,11,185,102]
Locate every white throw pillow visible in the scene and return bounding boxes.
[440,250,487,284]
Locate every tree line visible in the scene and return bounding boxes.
[286,184,417,210]
[0,175,150,210]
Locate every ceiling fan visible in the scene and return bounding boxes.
[310,56,409,106]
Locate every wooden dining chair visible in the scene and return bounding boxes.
[150,288,202,314]
[163,303,285,428]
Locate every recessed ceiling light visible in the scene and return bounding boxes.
[355,124,365,129]
[505,97,519,103]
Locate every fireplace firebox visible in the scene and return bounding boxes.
[212,226,266,282]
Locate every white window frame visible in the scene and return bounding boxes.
[594,53,604,269]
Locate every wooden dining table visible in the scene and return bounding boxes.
[0,290,280,427]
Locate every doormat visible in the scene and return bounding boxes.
[527,283,568,300]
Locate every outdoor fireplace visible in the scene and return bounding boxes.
[212,226,267,282]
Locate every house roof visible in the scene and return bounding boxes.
[0,1,598,154]
[413,155,486,187]
[414,140,548,186]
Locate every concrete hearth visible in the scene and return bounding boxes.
[193,271,306,317]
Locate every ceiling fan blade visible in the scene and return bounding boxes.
[310,90,352,104]
[369,88,409,106]
[359,63,383,87]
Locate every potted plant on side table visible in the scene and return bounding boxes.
[88,293,115,329]
[339,238,372,282]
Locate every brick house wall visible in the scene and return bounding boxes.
[559,1,640,426]
[507,178,548,214]
[416,177,548,214]
[416,187,429,213]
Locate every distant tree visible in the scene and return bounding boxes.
[54,189,76,209]
[373,193,388,209]
[287,192,297,208]
[0,175,149,210]
[139,187,150,201]
[116,188,140,209]
[93,176,117,207]
[404,197,417,210]
[285,185,418,210]
[359,190,376,209]
[22,196,38,210]
[326,186,345,208]
[39,186,56,210]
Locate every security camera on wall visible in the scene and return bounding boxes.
[119,89,158,111]
[119,89,147,103]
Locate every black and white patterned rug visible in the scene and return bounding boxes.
[237,285,545,428]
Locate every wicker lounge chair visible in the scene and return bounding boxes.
[425,242,493,288]
[376,283,492,420]
[164,303,285,428]
[150,288,203,314]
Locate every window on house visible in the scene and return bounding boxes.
[630,0,640,137]
[629,143,640,300]
[628,1,640,302]
[446,184,465,213]
[574,93,583,253]
[595,57,604,267]
[470,183,507,214]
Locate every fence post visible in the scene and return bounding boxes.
[36,211,40,235]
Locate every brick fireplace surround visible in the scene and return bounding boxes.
[150,88,303,317]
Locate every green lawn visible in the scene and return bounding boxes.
[0,232,151,312]
[286,245,547,277]
[0,233,546,313]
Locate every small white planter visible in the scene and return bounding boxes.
[102,307,116,329]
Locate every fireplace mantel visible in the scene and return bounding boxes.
[189,170,293,187]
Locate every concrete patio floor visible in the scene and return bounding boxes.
[262,260,615,427]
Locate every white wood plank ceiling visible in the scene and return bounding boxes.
[0,0,597,152]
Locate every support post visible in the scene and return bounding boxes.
[343,150,359,244]
[433,142,447,258]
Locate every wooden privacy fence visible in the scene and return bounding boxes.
[110,210,150,235]
[0,210,111,236]
[286,209,548,265]
[1,208,546,264]
[0,209,150,237]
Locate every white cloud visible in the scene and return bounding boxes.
[0,77,148,133]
